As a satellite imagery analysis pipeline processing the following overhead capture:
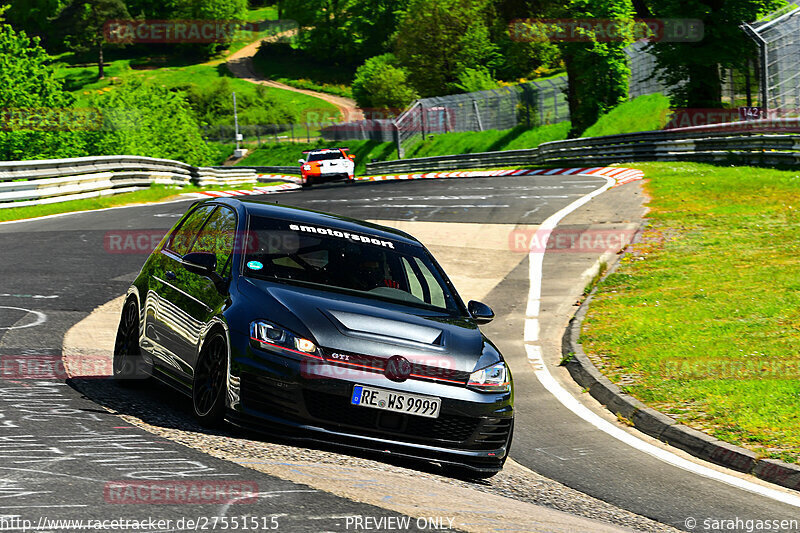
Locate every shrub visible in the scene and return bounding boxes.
[352,54,417,113]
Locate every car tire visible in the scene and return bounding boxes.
[192,331,228,427]
[113,298,150,385]
[301,177,312,189]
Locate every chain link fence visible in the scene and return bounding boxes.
[743,1,800,116]
[393,79,568,158]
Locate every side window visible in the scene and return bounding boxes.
[190,207,237,276]
[401,257,446,308]
[415,258,445,308]
[402,258,425,300]
[168,205,215,256]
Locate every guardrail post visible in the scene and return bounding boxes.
[393,123,403,159]
[473,101,484,131]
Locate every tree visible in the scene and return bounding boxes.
[279,0,409,64]
[3,0,67,42]
[53,0,130,79]
[352,54,418,112]
[547,0,635,136]
[0,21,93,160]
[90,80,214,166]
[393,0,500,97]
[640,0,784,108]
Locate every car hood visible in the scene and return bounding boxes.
[240,277,494,373]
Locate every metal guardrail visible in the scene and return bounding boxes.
[232,166,300,176]
[0,156,258,208]
[365,124,800,174]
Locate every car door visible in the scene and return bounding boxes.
[144,204,216,376]
[163,205,237,374]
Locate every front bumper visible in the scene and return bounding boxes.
[227,341,513,471]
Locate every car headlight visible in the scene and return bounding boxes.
[467,362,510,393]
[303,165,311,171]
[250,320,321,358]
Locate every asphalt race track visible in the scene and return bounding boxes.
[1,175,799,531]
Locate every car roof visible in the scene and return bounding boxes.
[210,198,423,247]
[303,148,348,155]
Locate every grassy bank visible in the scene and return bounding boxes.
[238,140,397,176]
[581,93,671,137]
[404,122,571,158]
[581,162,800,464]
[238,122,572,172]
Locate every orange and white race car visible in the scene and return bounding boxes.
[298,148,355,188]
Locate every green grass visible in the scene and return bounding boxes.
[238,122,571,174]
[242,6,278,22]
[581,93,672,137]
[252,43,355,99]
[238,140,398,176]
[57,59,339,119]
[581,162,800,463]
[405,123,571,158]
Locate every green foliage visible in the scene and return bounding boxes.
[394,0,500,97]
[556,0,635,136]
[581,93,671,137]
[3,0,66,40]
[280,0,410,64]
[88,80,214,166]
[453,68,499,93]
[182,78,301,126]
[168,0,248,19]
[0,22,92,160]
[352,54,418,112]
[252,41,355,99]
[643,0,785,108]
[52,0,130,77]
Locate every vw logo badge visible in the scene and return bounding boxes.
[385,355,413,382]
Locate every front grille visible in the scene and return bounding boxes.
[303,390,480,445]
[474,417,513,448]
[240,372,300,417]
[319,347,471,386]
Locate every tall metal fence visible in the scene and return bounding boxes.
[743,1,800,116]
[393,78,568,158]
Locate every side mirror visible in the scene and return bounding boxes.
[298,159,305,164]
[181,252,217,277]
[468,300,494,324]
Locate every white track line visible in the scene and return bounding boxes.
[525,174,800,508]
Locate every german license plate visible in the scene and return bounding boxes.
[351,385,441,419]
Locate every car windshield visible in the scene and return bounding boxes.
[307,151,345,162]
[243,216,462,314]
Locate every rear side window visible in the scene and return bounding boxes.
[168,205,216,256]
[190,207,237,276]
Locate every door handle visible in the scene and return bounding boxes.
[165,271,176,281]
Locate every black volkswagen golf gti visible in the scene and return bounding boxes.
[114,198,514,477]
